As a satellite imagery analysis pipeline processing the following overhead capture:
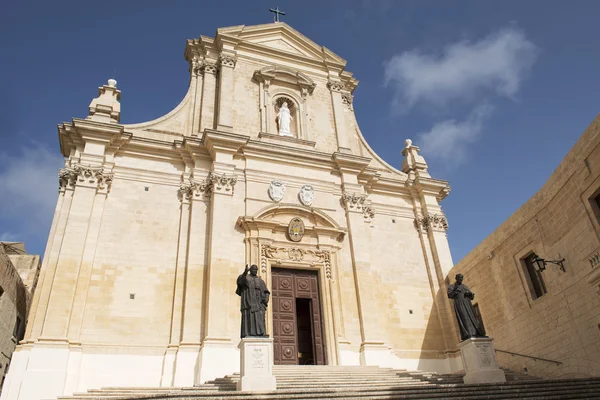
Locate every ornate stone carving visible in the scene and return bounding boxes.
[58,167,77,191]
[208,172,237,193]
[342,192,375,221]
[58,164,114,193]
[219,55,237,68]
[190,56,204,76]
[201,62,219,76]
[298,184,315,206]
[415,213,449,232]
[363,206,375,222]
[341,93,353,108]
[178,178,211,201]
[342,193,367,209]
[261,244,332,279]
[327,80,345,93]
[268,180,285,202]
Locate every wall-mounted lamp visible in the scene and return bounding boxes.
[534,257,566,272]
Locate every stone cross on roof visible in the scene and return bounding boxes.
[269,6,286,22]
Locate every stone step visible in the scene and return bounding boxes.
[57,380,600,400]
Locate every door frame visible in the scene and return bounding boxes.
[261,248,338,366]
[271,266,325,365]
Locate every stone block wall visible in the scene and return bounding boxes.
[451,114,600,378]
[0,246,29,392]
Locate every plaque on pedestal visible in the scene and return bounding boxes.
[237,337,277,392]
[459,337,506,384]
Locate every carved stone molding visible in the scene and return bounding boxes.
[342,192,367,209]
[208,172,237,193]
[341,93,353,108]
[261,244,332,279]
[58,167,78,192]
[415,213,449,232]
[190,56,204,76]
[58,164,114,193]
[219,55,237,69]
[201,62,219,76]
[327,80,345,93]
[178,179,211,201]
[342,192,375,222]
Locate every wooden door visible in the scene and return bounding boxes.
[272,268,326,365]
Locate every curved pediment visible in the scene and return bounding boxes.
[253,66,316,95]
[253,203,339,228]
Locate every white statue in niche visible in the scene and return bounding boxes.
[277,101,293,137]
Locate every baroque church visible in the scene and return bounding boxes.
[1,22,460,400]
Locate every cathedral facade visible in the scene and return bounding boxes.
[1,23,460,400]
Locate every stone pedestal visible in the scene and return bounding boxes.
[459,337,506,384]
[237,338,277,392]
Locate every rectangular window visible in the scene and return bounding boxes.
[523,253,547,299]
[473,303,486,336]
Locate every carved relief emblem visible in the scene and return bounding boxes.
[268,180,285,202]
[298,184,314,206]
[288,217,305,242]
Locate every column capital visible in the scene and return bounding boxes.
[415,212,449,233]
[327,79,345,93]
[58,164,114,194]
[219,55,237,69]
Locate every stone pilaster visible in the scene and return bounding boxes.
[403,139,458,349]
[328,79,351,153]
[189,56,205,136]
[197,130,248,383]
[216,54,237,132]
[334,152,387,364]
[199,60,219,132]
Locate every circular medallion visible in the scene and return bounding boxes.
[288,217,305,242]
[282,323,293,334]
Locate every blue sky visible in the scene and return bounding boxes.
[1,0,599,263]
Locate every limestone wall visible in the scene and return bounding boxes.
[451,114,600,378]
[0,246,28,391]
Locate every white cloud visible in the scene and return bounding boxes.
[0,145,63,239]
[417,104,493,166]
[384,26,538,111]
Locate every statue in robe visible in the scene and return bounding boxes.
[236,264,270,338]
[447,274,486,341]
[277,101,292,136]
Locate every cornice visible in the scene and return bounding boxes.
[333,152,372,175]
[201,129,249,159]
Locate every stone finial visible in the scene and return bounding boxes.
[401,138,430,178]
[87,79,121,123]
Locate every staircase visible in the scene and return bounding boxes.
[57,365,600,400]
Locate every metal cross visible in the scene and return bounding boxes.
[269,6,286,22]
